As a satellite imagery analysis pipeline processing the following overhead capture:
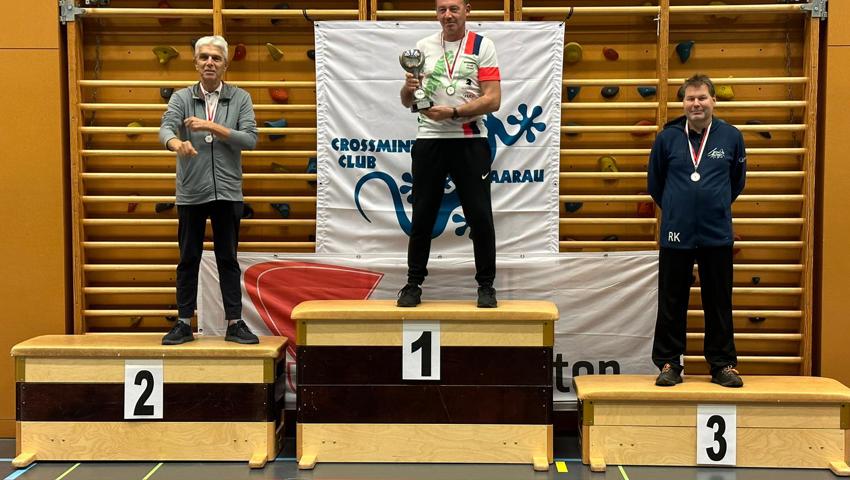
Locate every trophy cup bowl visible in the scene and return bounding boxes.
[399,49,433,112]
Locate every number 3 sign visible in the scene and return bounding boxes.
[124,360,164,419]
[697,404,737,466]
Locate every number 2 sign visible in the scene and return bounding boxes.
[124,360,164,419]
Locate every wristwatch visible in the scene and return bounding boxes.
[451,107,459,119]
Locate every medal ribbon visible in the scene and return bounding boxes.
[684,120,712,172]
[201,84,220,122]
[441,30,466,86]
[204,92,219,121]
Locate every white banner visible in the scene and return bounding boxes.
[314,21,563,255]
[199,251,658,408]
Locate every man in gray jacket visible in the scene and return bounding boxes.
[159,35,259,345]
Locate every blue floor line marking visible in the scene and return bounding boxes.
[553,458,582,462]
[273,457,297,462]
[4,463,35,480]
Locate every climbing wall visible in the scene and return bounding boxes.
[68,0,820,375]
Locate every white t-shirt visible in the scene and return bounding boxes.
[414,30,500,138]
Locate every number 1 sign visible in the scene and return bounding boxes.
[402,321,441,380]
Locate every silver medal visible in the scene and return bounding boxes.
[204,134,213,144]
[446,85,456,96]
[690,171,701,182]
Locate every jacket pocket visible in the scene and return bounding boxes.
[177,154,209,194]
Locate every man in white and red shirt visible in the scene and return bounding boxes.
[398,0,502,308]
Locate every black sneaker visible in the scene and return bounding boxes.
[396,284,422,307]
[711,365,743,388]
[161,321,194,345]
[225,320,259,344]
[655,363,683,386]
[477,286,497,308]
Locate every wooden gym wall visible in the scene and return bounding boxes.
[66,1,820,378]
[0,2,70,437]
[0,4,69,437]
[819,2,850,388]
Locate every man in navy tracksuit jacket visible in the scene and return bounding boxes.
[648,74,746,388]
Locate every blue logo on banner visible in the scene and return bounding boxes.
[353,104,546,238]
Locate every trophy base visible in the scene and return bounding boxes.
[411,99,433,113]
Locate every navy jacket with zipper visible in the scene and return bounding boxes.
[648,115,746,249]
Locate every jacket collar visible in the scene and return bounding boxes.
[191,81,235,100]
[663,114,725,133]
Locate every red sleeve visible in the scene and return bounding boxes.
[478,67,501,81]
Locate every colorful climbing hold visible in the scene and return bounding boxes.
[232,43,247,62]
[155,202,175,213]
[270,203,291,218]
[271,162,290,173]
[602,47,619,61]
[637,192,656,218]
[152,45,179,65]
[601,86,620,99]
[564,42,583,64]
[265,118,288,140]
[676,40,695,63]
[631,119,655,138]
[266,43,284,61]
[746,120,772,139]
[565,202,583,213]
[269,82,290,103]
[270,3,290,25]
[637,86,657,98]
[598,155,619,185]
[716,84,734,101]
[126,121,144,139]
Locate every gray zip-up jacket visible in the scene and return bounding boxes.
[159,82,258,205]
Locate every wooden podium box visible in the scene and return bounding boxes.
[12,334,287,468]
[292,300,559,471]
[575,375,850,476]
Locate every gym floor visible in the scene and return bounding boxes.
[0,436,841,480]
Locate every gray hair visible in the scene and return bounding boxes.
[194,35,228,60]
